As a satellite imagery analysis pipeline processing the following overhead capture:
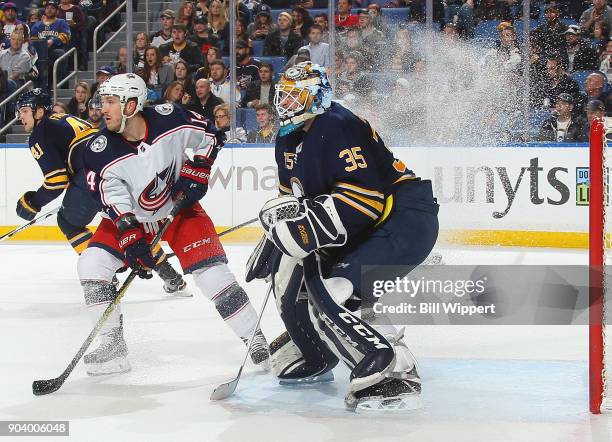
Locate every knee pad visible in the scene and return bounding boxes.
[78,246,124,283]
[192,262,237,301]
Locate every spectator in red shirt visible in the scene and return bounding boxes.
[335,0,359,31]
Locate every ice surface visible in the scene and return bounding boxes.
[1,243,611,442]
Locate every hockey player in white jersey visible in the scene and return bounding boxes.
[78,73,269,376]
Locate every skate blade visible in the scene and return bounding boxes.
[353,393,423,413]
[86,357,132,377]
[279,370,334,386]
[163,288,194,298]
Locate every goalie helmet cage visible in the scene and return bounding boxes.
[590,117,611,414]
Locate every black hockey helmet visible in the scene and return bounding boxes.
[15,88,52,115]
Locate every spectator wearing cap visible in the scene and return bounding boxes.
[580,0,612,39]
[299,24,330,68]
[241,62,275,108]
[284,47,310,70]
[91,64,115,97]
[58,0,87,70]
[313,13,330,43]
[86,95,104,129]
[2,3,21,39]
[539,93,587,142]
[263,12,303,60]
[30,0,70,88]
[159,23,203,72]
[335,0,359,30]
[236,39,260,92]
[246,103,277,143]
[209,58,240,103]
[247,6,276,41]
[188,78,223,120]
[292,7,313,40]
[151,9,175,48]
[542,56,581,109]
[191,16,218,57]
[532,5,568,62]
[564,25,598,72]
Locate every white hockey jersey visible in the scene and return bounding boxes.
[83,103,224,223]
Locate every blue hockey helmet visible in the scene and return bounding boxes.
[274,62,332,135]
[15,88,52,116]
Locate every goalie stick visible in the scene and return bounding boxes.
[32,213,259,396]
[0,207,60,242]
[210,283,273,400]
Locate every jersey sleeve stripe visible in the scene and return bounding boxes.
[340,190,385,213]
[393,175,418,185]
[44,174,69,184]
[43,182,68,190]
[69,129,98,148]
[334,181,385,199]
[332,193,379,220]
[279,184,292,194]
[44,168,68,178]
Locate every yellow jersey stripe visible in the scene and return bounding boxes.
[45,174,69,184]
[69,230,92,245]
[393,175,418,185]
[43,182,69,190]
[44,168,67,178]
[332,193,378,220]
[69,128,98,148]
[342,190,385,213]
[334,181,384,199]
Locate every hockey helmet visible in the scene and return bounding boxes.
[274,61,332,135]
[15,88,51,116]
[97,73,147,133]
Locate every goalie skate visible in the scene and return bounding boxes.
[84,326,131,376]
[243,329,271,371]
[345,373,422,413]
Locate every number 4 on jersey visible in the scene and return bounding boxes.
[86,171,97,191]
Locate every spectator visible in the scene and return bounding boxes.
[336,52,361,98]
[160,24,203,71]
[357,9,384,68]
[52,101,69,113]
[209,58,240,103]
[67,80,90,119]
[58,0,87,70]
[366,5,390,39]
[195,0,208,18]
[139,45,174,99]
[151,9,174,48]
[2,3,21,39]
[0,31,31,87]
[195,45,220,79]
[593,20,610,56]
[235,19,249,45]
[248,8,275,41]
[542,57,580,109]
[134,32,150,70]
[86,94,104,128]
[6,23,39,80]
[442,22,460,41]
[163,80,188,104]
[30,0,70,88]
[335,0,359,30]
[27,10,41,28]
[532,5,568,62]
[246,103,277,143]
[495,25,522,73]
[188,78,223,120]
[530,41,548,107]
[389,27,419,73]
[208,0,229,53]
[284,47,310,70]
[338,27,363,59]
[580,0,612,38]
[191,16,218,57]
[298,24,330,68]
[539,93,587,141]
[577,71,610,113]
[213,103,246,142]
[236,39,260,91]
[564,25,599,72]
[292,7,312,40]
[241,61,275,108]
[174,59,196,104]
[313,13,329,43]
[456,0,475,39]
[112,47,128,74]
[263,12,302,60]
[91,64,115,96]
[586,99,605,128]
[335,51,346,76]
[599,39,612,82]
[177,1,196,32]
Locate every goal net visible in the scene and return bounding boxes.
[590,117,612,413]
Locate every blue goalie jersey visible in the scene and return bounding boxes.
[275,102,418,237]
[26,113,98,209]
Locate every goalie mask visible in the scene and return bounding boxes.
[274,62,332,135]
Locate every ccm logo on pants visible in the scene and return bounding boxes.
[183,237,212,252]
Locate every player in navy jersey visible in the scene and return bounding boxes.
[78,73,269,376]
[15,88,191,296]
[247,62,439,411]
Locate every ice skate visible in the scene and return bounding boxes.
[84,324,131,376]
[157,260,193,297]
[345,373,422,412]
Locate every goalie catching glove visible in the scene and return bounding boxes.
[259,195,347,258]
[173,156,212,208]
[115,213,156,279]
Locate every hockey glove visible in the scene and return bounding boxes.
[173,156,212,209]
[115,213,156,279]
[259,195,347,259]
[246,235,282,282]
[16,191,40,221]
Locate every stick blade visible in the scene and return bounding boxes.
[32,377,64,396]
[210,378,238,400]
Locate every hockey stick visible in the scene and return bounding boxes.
[31,213,259,396]
[210,283,273,400]
[0,207,60,243]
